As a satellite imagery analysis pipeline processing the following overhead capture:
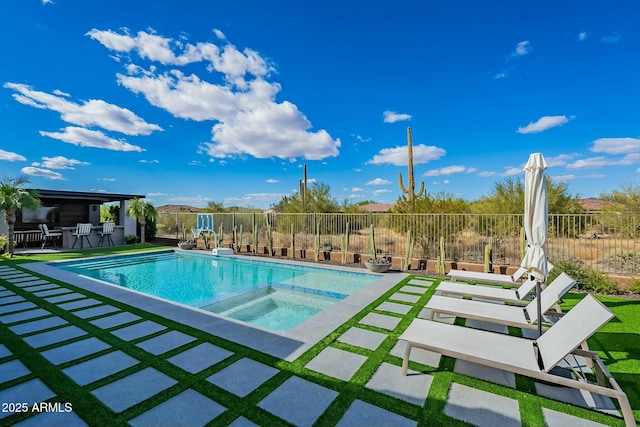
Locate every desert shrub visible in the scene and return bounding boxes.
[548,259,619,294]
[605,252,640,275]
[629,279,640,295]
[0,235,7,254]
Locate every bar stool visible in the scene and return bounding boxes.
[98,222,115,246]
[72,223,93,249]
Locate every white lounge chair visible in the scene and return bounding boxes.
[399,294,634,427]
[447,261,554,285]
[435,276,539,306]
[426,272,576,331]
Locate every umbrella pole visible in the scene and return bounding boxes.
[537,280,543,337]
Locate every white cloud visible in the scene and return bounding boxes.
[4,83,162,136]
[223,192,284,207]
[367,144,446,166]
[383,111,412,123]
[494,72,508,80]
[91,29,340,161]
[424,165,470,176]
[478,171,496,177]
[0,149,26,162]
[39,127,144,152]
[545,154,576,167]
[21,166,64,180]
[517,115,573,134]
[551,175,576,182]
[373,189,391,195]
[601,32,622,44]
[365,178,391,186]
[352,187,364,192]
[502,166,523,176]
[266,178,279,184]
[34,156,90,169]
[512,41,532,57]
[590,137,640,155]
[352,134,372,143]
[213,29,226,40]
[139,159,159,163]
[42,0,54,5]
[99,178,117,181]
[567,156,609,170]
[578,32,588,41]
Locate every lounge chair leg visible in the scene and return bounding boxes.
[402,344,412,376]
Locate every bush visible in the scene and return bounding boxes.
[629,278,640,295]
[0,235,7,254]
[548,259,619,294]
[125,235,138,244]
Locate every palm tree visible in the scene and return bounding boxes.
[0,176,41,257]
[127,198,156,243]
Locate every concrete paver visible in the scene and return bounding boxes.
[168,342,232,373]
[63,350,139,386]
[90,312,141,329]
[543,408,610,427]
[111,320,165,340]
[23,325,88,349]
[305,347,367,381]
[258,376,338,427]
[0,302,39,316]
[0,359,31,383]
[359,312,402,330]
[0,379,55,420]
[0,308,51,325]
[207,358,278,397]
[92,367,178,412]
[376,301,412,315]
[337,327,388,351]
[136,330,196,356]
[9,316,67,335]
[41,337,112,365]
[129,389,225,427]
[444,382,521,427]
[366,362,433,406]
[336,399,416,427]
[73,305,120,319]
[0,344,12,358]
[44,293,85,303]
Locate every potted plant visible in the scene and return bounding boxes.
[177,223,196,250]
[365,224,391,273]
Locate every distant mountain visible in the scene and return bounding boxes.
[156,204,201,213]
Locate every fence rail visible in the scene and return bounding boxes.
[156,212,640,276]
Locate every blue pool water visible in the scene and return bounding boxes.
[55,251,378,331]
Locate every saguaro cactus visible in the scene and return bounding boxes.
[398,127,425,207]
[401,229,414,270]
[300,164,308,211]
[484,237,494,273]
[341,222,351,264]
[369,224,377,259]
[436,236,446,274]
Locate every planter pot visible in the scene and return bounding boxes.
[177,242,195,250]
[365,259,392,273]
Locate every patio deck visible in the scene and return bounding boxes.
[0,257,630,427]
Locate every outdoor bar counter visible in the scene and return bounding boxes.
[60,225,125,249]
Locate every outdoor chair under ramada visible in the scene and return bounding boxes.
[399,294,634,427]
[38,223,62,250]
[425,272,576,332]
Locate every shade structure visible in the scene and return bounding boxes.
[520,153,549,337]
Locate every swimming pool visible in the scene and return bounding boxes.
[55,251,378,331]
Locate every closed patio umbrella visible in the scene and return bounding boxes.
[520,153,549,338]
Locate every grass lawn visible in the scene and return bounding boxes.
[0,245,638,426]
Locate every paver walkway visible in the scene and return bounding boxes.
[0,263,625,426]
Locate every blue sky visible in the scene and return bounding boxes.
[1,1,639,209]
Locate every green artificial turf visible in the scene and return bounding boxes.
[0,247,637,427]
